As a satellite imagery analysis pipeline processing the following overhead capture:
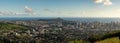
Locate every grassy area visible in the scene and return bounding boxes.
[68,39,90,43]
[68,37,120,43]
[95,37,120,43]
[0,22,28,31]
[89,30,120,42]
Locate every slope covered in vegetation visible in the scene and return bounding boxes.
[0,22,28,31]
[95,37,120,43]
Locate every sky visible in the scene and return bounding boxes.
[0,0,120,17]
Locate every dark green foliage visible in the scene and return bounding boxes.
[88,30,120,42]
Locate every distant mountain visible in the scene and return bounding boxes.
[38,17,65,21]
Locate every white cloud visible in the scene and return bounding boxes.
[94,0,112,5]
[14,12,23,15]
[24,6,33,13]
[103,0,112,5]
[94,0,103,3]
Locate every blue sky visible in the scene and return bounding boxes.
[0,0,120,17]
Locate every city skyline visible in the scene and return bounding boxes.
[0,0,120,17]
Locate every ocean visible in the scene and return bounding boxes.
[0,17,120,23]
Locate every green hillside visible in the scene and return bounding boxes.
[68,39,90,43]
[95,37,120,43]
[68,37,120,43]
[68,30,120,43]
[0,22,28,31]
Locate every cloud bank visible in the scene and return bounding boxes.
[0,6,35,16]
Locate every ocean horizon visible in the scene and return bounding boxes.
[0,17,120,23]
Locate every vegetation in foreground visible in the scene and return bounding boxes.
[67,30,120,43]
[95,37,120,43]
